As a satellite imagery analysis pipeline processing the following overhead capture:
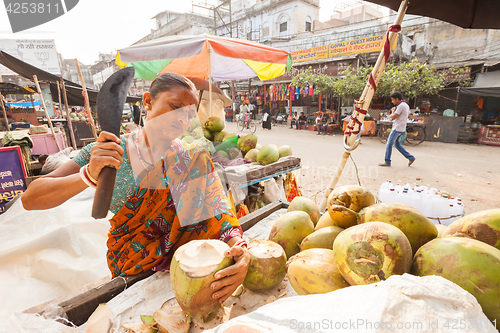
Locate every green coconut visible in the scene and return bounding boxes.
[286,248,349,295]
[287,196,321,225]
[213,131,228,143]
[333,222,412,285]
[441,208,500,250]
[327,185,375,228]
[269,211,315,259]
[227,147,241,159]
[237,134,257,154]
[202,128,214,141]
[204,116,225,133]
[278,145,292,158]
[411,237,500,322]
[244,148,259,162]
[256,144,279,166]
[191,127,204,139]
[213,150,229,159]
[182,135,196,144]
[170,240,233,319]
[243,239,287,291]
[359,202,438,254]
[300,226,344,251]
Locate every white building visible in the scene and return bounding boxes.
[215,0,319,42]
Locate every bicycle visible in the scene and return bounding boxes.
[236,117,257,133]
[378,122,425,146]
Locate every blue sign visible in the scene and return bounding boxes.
[0,146,27,215]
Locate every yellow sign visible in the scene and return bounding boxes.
[291,34,398,63]
[292,45,329,63]
[329,35,387,57]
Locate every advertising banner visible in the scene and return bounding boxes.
[0,146,27,215]
[0,38,61,75]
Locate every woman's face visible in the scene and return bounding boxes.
[143,85,198,142]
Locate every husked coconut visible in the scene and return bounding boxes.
[154,298,191,333]
[243,239,287,291]
[170,240,233,319]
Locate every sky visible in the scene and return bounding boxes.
[0,0,339,65]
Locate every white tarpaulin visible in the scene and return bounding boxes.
[206,274,497,333]
[0,188,111,325]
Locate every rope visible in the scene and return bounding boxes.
[345,24,401,137]
[345,105,367,135]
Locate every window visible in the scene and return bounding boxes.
[262,25,269,37]
[305,16,312,32]
[280,22,287,32]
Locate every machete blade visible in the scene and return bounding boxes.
[97,66,135,136]
[92,66,135,219]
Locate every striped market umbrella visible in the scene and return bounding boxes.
[116,34,292,82]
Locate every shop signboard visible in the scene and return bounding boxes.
[0,146,27,215]
[291,34,395,64]
[329,35,386,57]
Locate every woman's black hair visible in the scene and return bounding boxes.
[391,91,404,100]
[149,72,196,99]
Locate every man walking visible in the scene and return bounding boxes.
[379,92,416,167]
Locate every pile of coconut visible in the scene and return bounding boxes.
[179,116,292,165]
[91,186,500,332]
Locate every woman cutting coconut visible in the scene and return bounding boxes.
[21,72,250,304]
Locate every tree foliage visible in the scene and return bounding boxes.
[291,59,469,100]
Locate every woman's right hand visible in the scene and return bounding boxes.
[87,131,124,180]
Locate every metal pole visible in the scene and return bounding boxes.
[74,59,98,140]
[61,80,77,149]
[0,93,10,131]
[319,0,409,212]
[33,75,62,151]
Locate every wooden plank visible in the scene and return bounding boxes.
[220,157,301,185]
[28,270,154,327]
[239,200,288,232]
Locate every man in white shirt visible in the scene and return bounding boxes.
[379,92,416,167]
[239,102,249,122]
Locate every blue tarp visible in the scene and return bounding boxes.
[5,101,41,108]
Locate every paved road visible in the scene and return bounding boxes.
[225,121,500,214]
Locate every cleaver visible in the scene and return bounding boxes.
[92,67,135,219]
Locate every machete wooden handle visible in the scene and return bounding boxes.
[92,166,117,219]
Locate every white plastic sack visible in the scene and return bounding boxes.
[262,176,287,203]
[206,274,497,333]
[0,188,111,324]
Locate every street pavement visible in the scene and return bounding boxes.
[225,121,500,215]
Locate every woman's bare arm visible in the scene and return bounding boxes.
[21,131,124,211]
[21,160,88,210]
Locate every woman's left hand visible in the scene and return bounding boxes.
[210,244,250,304]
